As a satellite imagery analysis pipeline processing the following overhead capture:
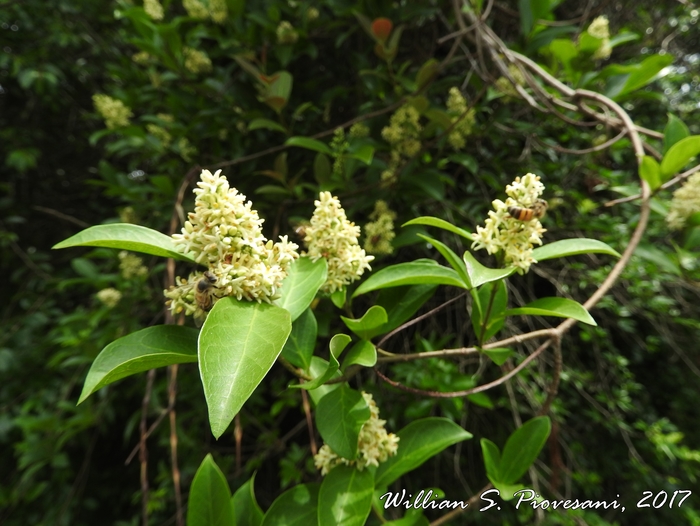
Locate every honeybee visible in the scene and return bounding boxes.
[508,199,548,221]
[194,271,220,312]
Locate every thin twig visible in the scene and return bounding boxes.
[139,369,156,526]
[33,206,91,228]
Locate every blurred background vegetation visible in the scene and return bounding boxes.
[1,0,700,524]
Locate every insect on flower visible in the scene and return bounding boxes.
[508,199,548,221]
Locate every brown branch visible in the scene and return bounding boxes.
[139,369,156,526]
[301,389,317,456]
[605,162,700,207]
[33,206,90,228]
[168,364,183,526]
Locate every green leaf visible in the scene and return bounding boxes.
[316,386,370,460]
[518,0,534,35]
[532,238,621,261]
[341,306,388,340]
[263,71,293,113]
[348,144,375,165]
[330,288,346,308]
[482,347,513,366]
[53,223,195,263]
[276,256,327,322]
[663,114,690,155]
[375,418,472,488]
[417,234,469,286]
[318,465,373,526]
[660,135,700,179]
[463,252,517,290]
[415,58,439,89]
[374,285,437,336]
[612,54,673,98]
[306,357,343,405]
[232,475,264,526]
[353,260,466,297]
[199,298,292,439]
[281,308,317,370]
[187,454,234,526]
[285,136,333,155]
[292,334,349,390]
[480,438,502,481]
[248,118,287,134]
[403,217,472,241]
[78,326,198,404]
[261,483,319,526]
[639,155,661,190]
[506,297,596,326]
[314,153,332,184]
[342,340,377,369]
[499,417,551,485]
[634,245,682,276]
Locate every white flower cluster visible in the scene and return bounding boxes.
[97,288,122,308]
[302,192,374,293]
[364,200,396,255]
[165,170,299,321]
[183,47,212,74]
[314,392,400,475]
[92,94,133,129]
[667,173,700,230]
[445,87,475,150]
[144,0,164,21]
[182,0,227,23]
[119,251,148,279]
[587,16,611,60]
[471,173,547,273]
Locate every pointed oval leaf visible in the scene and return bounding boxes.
[318,465,373,526]
[261,483,319,526]
[402,217,472,240]
[53,223,195,263]
[353,260,466,297]
[199,298,292,439]
[307,356,343,405]
[664,114,690,155]
[330,288,346,308]
[281,308,317,370]
[506,297,596,326]
[660,135,700,178]
[187,454,234,526]
[316,386,370,460]
[342,340,377,370]
[499,417,551,485]
[232,475,264,526]
[617,53,673,98]
[277,256,327,321]
[285,136,333,155]
[482,347,513,366]
[417,234,469,286]
[532,239,621,261]
[373,285,436,337]
[639,155,661,190]
[375,418,472,488]
[291,334,349,390]
[78,325,199,404]
[480,438,501,482]
[341,306,388,340]
[463,252,516,289]
[348,144,375,165]
[248,118,287,134]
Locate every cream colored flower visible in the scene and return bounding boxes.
[276,21,299,44]
[307,7,320,21]
[119,251,148,279]
[471,173,547,273]
[667,173,700,230]
[364,200,396,255]
[587,16,610,39]
[166,170,299,320]
[209,0,227,23]
[92,94,133,129]
[97,288,122,308]
[183,0,208,19]
[183,47,212,74]
[144,0,164,20]
[446,87,475,150]
[314,392,399,475]
[303,192,374,293]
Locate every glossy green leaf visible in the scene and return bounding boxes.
[232,475,264,526]
[53,223,195,263]
[506,297,596,326]
[374,285,437,336]
[276,256,327,322]
[482,347,513,366]
[342,340,376,369]
[291,334,349,390]
[639,155,661,190]
[307,357,343,405]
[316,386,370,460]
[470,281,507,344]
[375,418,472,488]
[463,252,517,290]
[616,54,673,98]
[187,454,234,526]
[663,114,690,155]
[318,465,373,526]
[341,306,388,340]
[78,325,198,404]
[402,216,472,240]
[285,136,333,155]
[660,135,700,178]
[499,417,551,485]
[348,144,374,165]
[415,58,439,89]
[417,234,469,286]
[353,260,466,297]
[532,238,621,261]
[314,152,332,184]
[281,308,317,370]
[480,438,501,481]
[330,288,346,308]
[261,483,319,526]
[248,118,287,133]
[384,514,430,526]
[199,298,292,438]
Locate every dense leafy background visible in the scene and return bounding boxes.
[2,0,700,524]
